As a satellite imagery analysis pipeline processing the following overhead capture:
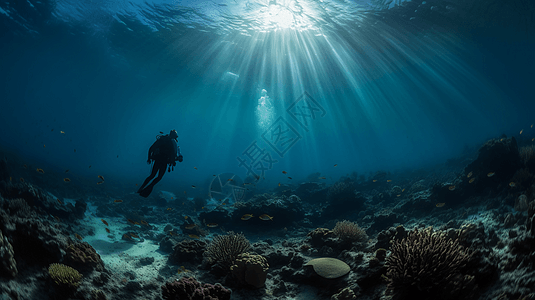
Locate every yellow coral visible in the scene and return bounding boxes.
[48,263,82,288]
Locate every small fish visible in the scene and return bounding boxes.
[54,216,60,222]
[65,169,69,173]
[227,178,233,181]
[278,183,281,186]
[60,131,65,134]
[213,175,216,176]
[184,191,187,194]
[532,138,535,142]
[43,144,46,148]
[520,129,523,135]
[64,178,70,182]
[75,233,83,240]
[36,168,44,174]
[282,171,287,174]
[184,216,188,220]
[127,219,136,225]
[114,199,123,203]
[469,178,475,183]
[487,172,495,177]
[334,164,338,167]
[169,231,175,236]
[122,234,134,241]
[387,180,392,182]
[9,177,12,181]
[57,199,63,205]
[467,171,473,178]
[74,149,76,152]
[185,224,196,229]
[101,219,109,226]
[105,228,111,233]
[140,220,148,226]
[23,164,27,168]
[97,181,103,185]
[166,208,173,211]
[130,233,139,238]
[117,155,119,158]
[401,188,405,192]
[448,185,455,191]
[396,194,401,197]
[201,206,204,209]
[241,214,254,220]
[98,175,104,181]
[509,182,516,187]
[288,177,292,179]
[436,203,446,208]
[188,234,200,239]
[259,214,273,221]
[206,223,218,228]
[89,165,91,168]
[177,269,182,275]
[194,167,197,170]
[318,177,326,179]
[191,185,196,188]
[222,203,226,205]
[19,177,24,183]
[160,131,164,134]
[373,179,377,182]
[134,221,140,225]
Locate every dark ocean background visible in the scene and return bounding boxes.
[1,0,534,196]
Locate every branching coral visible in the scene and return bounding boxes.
[48,263,82,288]
[205,232,250,270]
[385,227,475,299]
[333,220,367,243]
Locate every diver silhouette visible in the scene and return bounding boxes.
[137,130,183,197]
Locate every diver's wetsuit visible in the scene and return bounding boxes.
[137,134,181,197]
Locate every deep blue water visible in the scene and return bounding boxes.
[1,0,534,197]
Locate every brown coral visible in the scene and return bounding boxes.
[170,239,206,263]
[230,252,269,288]
[65,242,104,273]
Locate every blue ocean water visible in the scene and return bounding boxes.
[0,0,534,196]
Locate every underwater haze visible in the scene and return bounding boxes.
[1,0,534,194]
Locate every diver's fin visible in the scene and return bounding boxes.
[138,185,154,198]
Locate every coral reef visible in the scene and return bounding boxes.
[0,229,17,278]
[65,242,105,273]
[230,252,269,288]
[385,227,476,299]
[170,239,207,264]
[161,277,231,300]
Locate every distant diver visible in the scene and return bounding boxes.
[137,130,183,198]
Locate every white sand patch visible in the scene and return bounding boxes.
[83,212,169,279]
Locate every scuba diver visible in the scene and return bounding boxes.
[137,130,183,198]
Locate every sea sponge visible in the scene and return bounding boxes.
[304,257,350,279]
[48,263,82,288]
[230,252,269,288]
[0,229,17,278]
